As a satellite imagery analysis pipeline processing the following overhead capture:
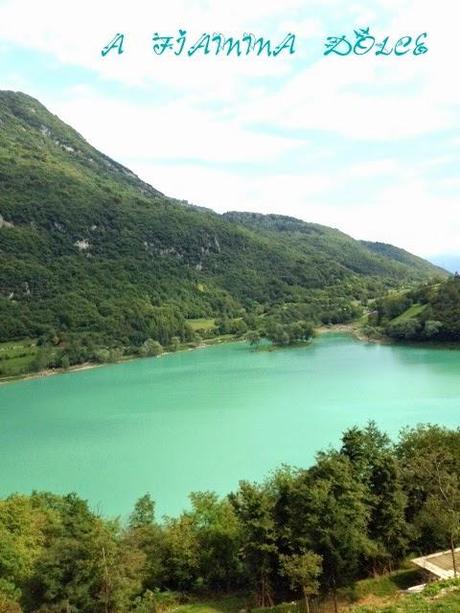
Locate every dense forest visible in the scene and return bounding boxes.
[368,276,460,342]
[0,423,459,612]
[0,91,448,377]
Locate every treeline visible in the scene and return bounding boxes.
[1,423,459,612]
[0,292,363,377]
[0,303,201,377]
[369,276,460,342]
[2,274,457,379]
[215,312,315,347]
[206,299,362,347]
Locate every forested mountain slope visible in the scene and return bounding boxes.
[0,91,445,352]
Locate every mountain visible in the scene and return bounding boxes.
[0,91,446,364]
[224,214,445,278]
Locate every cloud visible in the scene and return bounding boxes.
[49,88,300,165]
[3,0,459,139]
[234,0,460,141]
[346,159,397,177]
[0,0,303,92]
[137,163,332,209]
[239,45,458,140]
[1,0,459,256]
[338,180,460,257]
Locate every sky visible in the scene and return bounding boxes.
[0,0,459,259]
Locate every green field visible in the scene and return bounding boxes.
[165,576,460,613]
[187,318,217,331]
[390,303,427,325]
[349,569,422,600]
[350,582,460,612]
[170,595,247,613]
[0,339,38,377]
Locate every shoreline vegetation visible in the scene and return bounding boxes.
[1,422,459,612]
[3,272,459,387]
[2,315,460,386]
[0,330,248,385]
[0,323,387,386]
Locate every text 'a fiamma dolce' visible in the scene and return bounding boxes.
[101,31,296,58]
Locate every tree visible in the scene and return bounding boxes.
[280,551,322,613]
[140,339,163,357]
[413,455,460,577]
[124,498,165,593]
[187,491,242,591]
[169,336,181,352]
[0,495,47,604]
[0,593,22,613]
[366,454,409,571]
[398,426,460,575]
[341,422,391,484]
[265,323,290,346]
[285,454,372,612]
[24,493,145,612]
[161,515,200,590]
[25,494,115,612]
[386,318,422,340]
[229,482,278,607]
[418,483,460,577]
[341,423,409,571]
[423,320,442,339]
[129,495,155,530]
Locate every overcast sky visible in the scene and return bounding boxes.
[1,0,459,258]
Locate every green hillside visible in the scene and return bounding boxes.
[224,213,445,279]
[361,240,445,277]
[370,277,460,342]
[0,91,446,375]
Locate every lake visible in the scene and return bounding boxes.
[0,334,459,518]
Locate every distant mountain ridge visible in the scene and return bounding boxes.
[360,241,444,276]
[224,213,445,278]
[0,90,446,347]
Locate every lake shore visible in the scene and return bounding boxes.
[0,360,107,386]
[0,325,375,386]
[0,336,236,386]
[316,322,386,343]
[5,322,445,386]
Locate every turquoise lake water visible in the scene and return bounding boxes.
[0,334,459,518]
